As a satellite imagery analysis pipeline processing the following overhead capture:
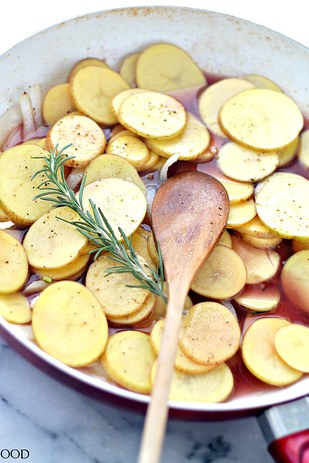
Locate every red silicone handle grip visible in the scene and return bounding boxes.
[269,430,309,463]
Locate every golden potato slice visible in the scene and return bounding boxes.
[82,178,147,241]
[0,292,31,324]
[0,207,9,222]
[198,78,255,137]
[150,319,214,375]
[234,284,280,312]
[0,231,28,294]
[179,302,241,365]
[32,281,108,367]
[227,199,256,228]
[244,74,282,92]
[42,83,75,126]
[119,52,141,87]
[145,113,210,161]
[235,216,280,239]
[219,88,303,151]
[108,293,155,326]
[84,153,146,194]
[118,92,186,140]
[152,282,193,320]
[33,253,90,281]
[298,129,309,169]
[136,43,206,92]
[255,172,309,239]
[106,135,150,169]
[130,227,156,271]
[232,235,280,284]
[274,324,309,373]
[70,66,130,125]
[147,232,159,265]
[68,57,110,82]
[23,206,88,269]
[111,88,148,116]
[86,252,150,319]
[46,114,106,168]
[0,145,54,226]
[217,142,278,182]
[281,250,309,314]
[241,233,282,250]
[191,245,246,299]
[242,317,302,386]
[277,137,298,167]
[152,157,166,170]
[140,151,160,171]
[292,239,309,252]
[218,230,232,248]
[101,330,155,394]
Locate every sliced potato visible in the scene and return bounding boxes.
[68,57,110,82]
[274,324,309,373]
[136,43,206,92]
[227,199,256,228]
[70,66,130,125]
[191,245,246,299]
[218,230,232,248]
[119,52,141,87]
[111,88,148,116]
[244,74,282,92]
[217,142,278,182]
[32,281,108,367]
[277,137,298,166]
[23,206,88,269]
[84,153,146,194]
[241,234,282,249]
[0,230,28,294]
[140,151,160,171]
[235,216,279,239]
[145,113,210,161]
[198,78,255,137]
[219,88,303,152]
[281,250,309,314]
[152,282,193,320]
[152,156,166,170]
[42,83,75,126]
[106,134,150,169]
[292,239,309,253]
[118,92,186,140]
[0,292,31,324]
[108,293,155,326]
[82,178,147,241]
[86,252,150,319]
[130,227,156,271]
[101,330,155,394]
[234,284,280,312]
[242,317,303,386]
[147,231,159,265]
[109,129,139,144]
[179,302,241,365]
[232,235,280,284]
[298,129,309,169]
[0,207,9,222]
[0,145,54,225]
[33,253,90,281]
[255,172,309,239]
[46,114,106,168]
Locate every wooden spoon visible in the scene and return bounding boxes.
[138,171,229,463]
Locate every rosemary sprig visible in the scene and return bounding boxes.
[33,144,167,303]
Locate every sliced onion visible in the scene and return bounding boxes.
[0,105,23,149]
[19,92,36,138]
[146,184,158,216]
[66,167,84,190]
[2,124,23,150]
[28,84,43,129]
[159,153,180,183]
[23,279,50,296]
[24,125,49,142]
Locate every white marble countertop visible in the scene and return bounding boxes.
[0,1,307,462]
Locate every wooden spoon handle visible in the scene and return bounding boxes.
[138,284,187,463]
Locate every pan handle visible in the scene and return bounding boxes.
[269,429,309,463]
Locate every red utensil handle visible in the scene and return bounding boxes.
[269,430,309,463]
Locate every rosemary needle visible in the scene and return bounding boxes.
[32,144,167,303]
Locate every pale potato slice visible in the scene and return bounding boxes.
[42,83,75,126]
[179,302,241,365]
[0,292,31,324]
[198,78,255,137]
[23,138,40,145]
[0,145,54,225]
[23,206,88,269]
[106,134,150,169]
[84,153,146,194]
[33,253,90,281]
[298,129,309,169]
[144,113,210,161]
[82,178,147,241]
[292,239,309,252]
[108,293,155,326]
[0,207,9,222]
[242,317,303,386]
[0,230,28,294]
[234,284,280,312]
[232,235,280,284]
[244,74,282,92]
[150,319,214,375]
[101,330,156,394]
[281,250,309,314]
[68,57,110,82]
[227,199,256,228]
[32,281,108,367]
[277,137,298,167]
[70,66,130,125]
[140,151,160,171]
[35,138,47,149]
[46,114,106,168]
[255,172,309,239]
[147,232,159,265]
[191,245,246,299]
[119,52,141,87]
[111,88,148,116]
[85,252,150,319]
[241,234,282,249]
[274,324,309,373]
[152,282,193,320]
[219,88,303,151]
[235,216,280,239]
[118,92,186,140]
[218,230,232,248]
[109,129,140,143]
[217,142,278,182]
[136,43,206,92]
[130,227,156,271]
